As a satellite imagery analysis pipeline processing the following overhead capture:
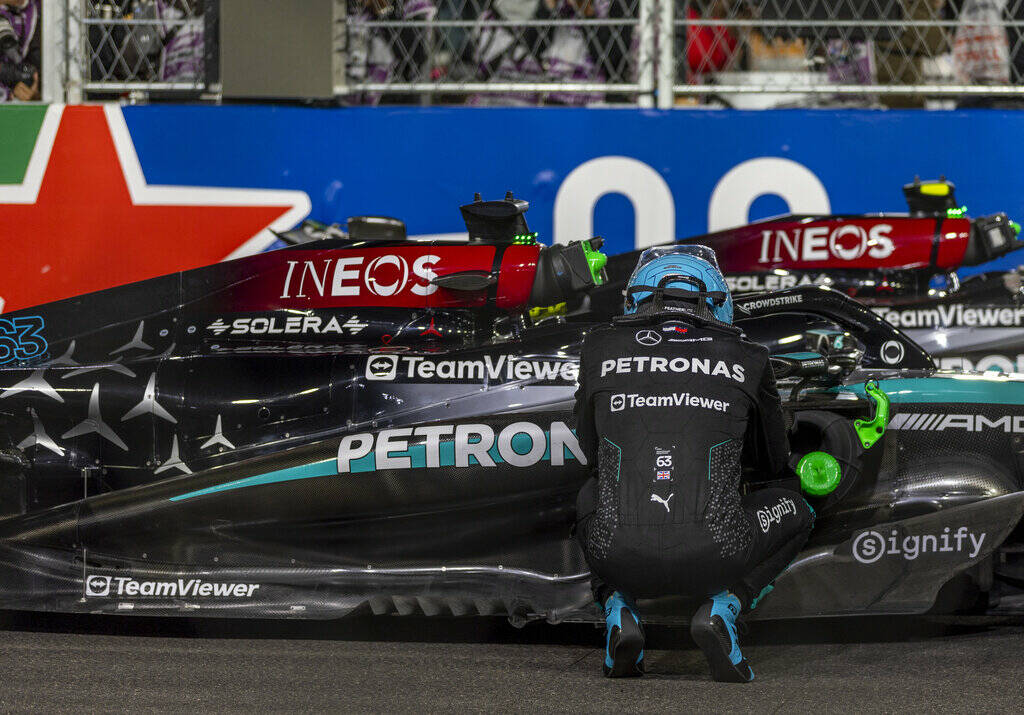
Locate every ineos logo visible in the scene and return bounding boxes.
[364,255,409,297]
[85,575,111,597]
[635,329,662,346]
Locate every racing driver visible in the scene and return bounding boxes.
[573,245,814,682]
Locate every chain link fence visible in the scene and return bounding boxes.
[67,0,214,97]
[58,0,1024,105]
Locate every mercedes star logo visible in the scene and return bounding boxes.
[635,329,662,346]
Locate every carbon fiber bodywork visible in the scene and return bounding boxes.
[0,240,1023,623]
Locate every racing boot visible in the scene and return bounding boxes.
[602,591,645,678]
[690,590,754,683]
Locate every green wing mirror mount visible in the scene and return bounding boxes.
[854,380,890,450]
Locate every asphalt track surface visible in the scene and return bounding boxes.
[1,612,1023,712]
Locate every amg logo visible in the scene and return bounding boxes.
[888,413,1024,433]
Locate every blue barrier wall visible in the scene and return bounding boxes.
[123,106,1024,274]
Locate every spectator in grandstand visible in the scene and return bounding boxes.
[873,0,948,107]
[468,0,632,106]
[346,0,437,105]
[0,0,40,102]
[683,0,738,80]
[950,0,1011,85]
[155,0,204,83]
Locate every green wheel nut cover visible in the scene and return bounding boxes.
[798,451,842,496]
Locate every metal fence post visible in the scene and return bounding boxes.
[41,0,65,102]
[656,0,673,109]
[637,0,654,108]
[65,0,85,103]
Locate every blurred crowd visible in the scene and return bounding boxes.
[3,0,1024,105]
[346,0,1024,107]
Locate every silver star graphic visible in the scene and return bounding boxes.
[122,372,176,423]
[18,408,65,456]
[110,321,154,355]
[200,414,235,450]
[62,383,129,451]
[63,356,136,380]
[1,369,64,403]
[46,340,80,368]
[155,434,191,475]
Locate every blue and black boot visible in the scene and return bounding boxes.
[690,591,754,683]
[602,591,645,678]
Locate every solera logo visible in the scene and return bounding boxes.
[758,224,894,264]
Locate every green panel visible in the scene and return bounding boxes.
[833,375,1024,405]
[0,105,47,185]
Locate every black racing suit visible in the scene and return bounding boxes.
[573,314,814,608]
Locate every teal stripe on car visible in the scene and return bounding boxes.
[169,459,336,502]
[833,376,1024,405]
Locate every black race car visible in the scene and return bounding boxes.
[0,194,1022,623]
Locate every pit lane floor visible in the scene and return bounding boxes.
[0,612,1022,712]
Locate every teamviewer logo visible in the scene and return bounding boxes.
[365,355,399,381]
[610,394,626,412]
[85,575,111,597]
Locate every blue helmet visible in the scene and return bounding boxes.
[623,245,733,323]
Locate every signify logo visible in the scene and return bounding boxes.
[85,575,260,598]
[852,526,986,564]
[756,496,796,533]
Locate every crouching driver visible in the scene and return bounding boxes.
[573,245,814,682]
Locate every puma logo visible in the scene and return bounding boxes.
[650,493,674,512]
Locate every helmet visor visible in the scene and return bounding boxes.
[628,244,721,287]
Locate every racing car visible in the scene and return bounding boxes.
[595,178,1024,375]
[0,193,1022,624]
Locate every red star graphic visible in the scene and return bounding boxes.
[0,106,308,312]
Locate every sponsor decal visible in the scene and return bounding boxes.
[364,354,578,383]
[726,273,824,293]
[758,224,894,264]
[635,329,662,346]
[888,412,1024,433]
[756,496,796,532]
[279,254,439,300]
[207,314,367,336]
[336,420,586,473]
[85,574,260,598]
[610,391,731,413]
[650,493,674,512]
[662,324,688,334]
[735,293,804,315]
[0,315,47,365]
[874,304,1024,330]
[880,339,905,366]
[600,356,745,382]
[852,526,986,564]
[938,354,1024,374]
